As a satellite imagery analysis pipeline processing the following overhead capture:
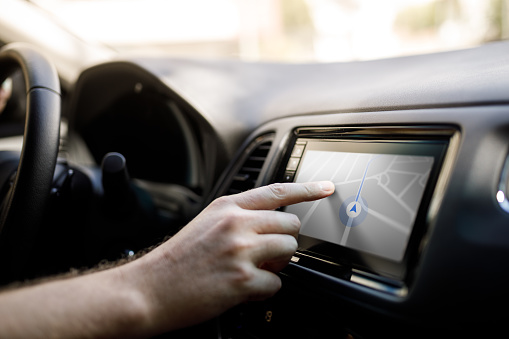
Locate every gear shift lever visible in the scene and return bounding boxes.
[101,152,136,212]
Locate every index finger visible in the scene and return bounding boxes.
[235,181,335,211]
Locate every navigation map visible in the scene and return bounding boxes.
[286,150,434,262]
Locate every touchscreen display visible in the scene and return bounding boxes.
[285,139,442,263]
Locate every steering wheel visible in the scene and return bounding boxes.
[0,43,61,283]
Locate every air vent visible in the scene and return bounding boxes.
[225,134,274,195]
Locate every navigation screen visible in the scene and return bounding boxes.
[285,139,442,263]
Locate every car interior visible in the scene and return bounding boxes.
[1,1,509,338]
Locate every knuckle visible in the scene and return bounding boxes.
[303,183,314,196]
[210,195,234,209]
[217,209,247,233]
[220,232,254,258]
[228,235,251,253]
[248,286,280,301]
[280,235,298,253]
[267,183,289,201]
[288,236,298,251]
[287,213,301,233]
[231,262,255,286]
[276,212,300,235]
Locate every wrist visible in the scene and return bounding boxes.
[107,261,157,337]
[119,244,204,334]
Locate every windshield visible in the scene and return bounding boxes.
[26,0,509,62]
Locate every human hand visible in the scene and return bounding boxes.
[125,181,335,333]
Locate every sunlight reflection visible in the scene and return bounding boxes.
[497,190,505,203]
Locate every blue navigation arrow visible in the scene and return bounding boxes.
[350,204,357,213]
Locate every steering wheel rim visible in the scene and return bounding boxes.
[0,43,61,283]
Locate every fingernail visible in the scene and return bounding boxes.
[318,181,335,193]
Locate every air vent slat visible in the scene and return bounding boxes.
[256,145,271,151]
[248,156,267,162]
[225,135,274,196]
[233,174,250,182]
[241,167,262,173]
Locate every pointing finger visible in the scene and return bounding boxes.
[235,181,335,211]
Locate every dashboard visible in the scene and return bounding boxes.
[1,38,509,338]
[197,41,509,337]
[211,104,509,338]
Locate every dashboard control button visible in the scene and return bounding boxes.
[283,171,295,182]
[286,157,300,171]
[291,144,305,157]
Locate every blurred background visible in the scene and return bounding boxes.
[21,0,509,62]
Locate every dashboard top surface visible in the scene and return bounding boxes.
[75,40,509,164]
[130,40,509,123]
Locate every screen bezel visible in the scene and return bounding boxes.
[278,126,452,283]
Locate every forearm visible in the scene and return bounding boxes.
[0,266,153,339]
